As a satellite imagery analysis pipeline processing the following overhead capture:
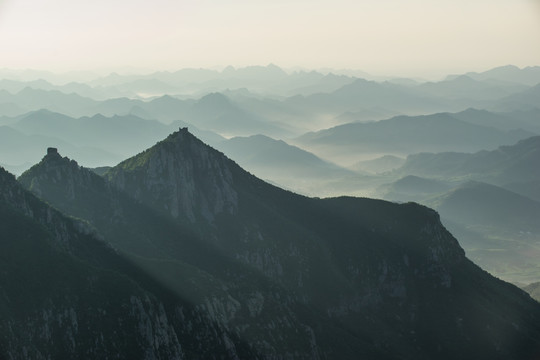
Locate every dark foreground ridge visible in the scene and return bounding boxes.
[6,128,540,359]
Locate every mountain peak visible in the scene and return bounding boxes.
[451,74,476,83]
[0,166,16,183]
[157,126,202,152]
[46,147,58,156]
[106,127,239,222]
[18,148,96,201]
[40,147,75,166]
[198,92,230,105]
[172,125,190,138]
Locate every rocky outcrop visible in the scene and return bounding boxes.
[106,128,238,222]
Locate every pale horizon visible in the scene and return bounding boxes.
[1,0,539,80]
[0,63,539,84]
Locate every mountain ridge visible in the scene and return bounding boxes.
[1,164,260,359]
[397,135,540,184]
[14,128,540,358]
[294,112,532,163]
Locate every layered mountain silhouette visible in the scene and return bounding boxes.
[86,64,355,97]
[0,110,225,172]
[184,93,286,137]
[285,78,443,116]
[523,282,540,302]
[429,182,540,285]
[215,134,357,194]
[451,108,540,134]
[0,124,120,170]
[494,84,540,111]
[13,110,174,157]
[414,75,526,103]
[427,181,540,233]
[378,165,540,285]
[397,135,540,185]
[447,65,540,86]
[377,175,451,203]
[294,112,532,162]
[351,155,405,174]
[10,129,540,359]
[0,78,110,100]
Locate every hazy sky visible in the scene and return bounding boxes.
[0,0,539,78]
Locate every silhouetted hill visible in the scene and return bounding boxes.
[0,78,109,100]
[0,125,120,169]
[8,109,224,162]
[428,181,540,233]
[504,180,540,203]
[84,65,353,98]
[286,78,442,115]
[448,65,540,86]
[287,73,355,96]
[17,129,540,359]
[294,112,530,160]
[495,84,540,111]
[497,107,540,134]
[215,134,356,194]
[422,181,540,284]
[415,75,525,102]
[351,155,405,174]
[186,93,286,136]
[142,95,194,122]
[14,110,173,157]
[1,165,253,359]
[450,108,540,134]
[0,87,97,117]
[377,175,450,203]
[523,282,540,302]
[217,134,354,177]
[398,136,540,184]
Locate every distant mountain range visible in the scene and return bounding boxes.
[428,181,540,285]
[351,155,405,174]
[378,137,540,285]
[184,93,287,137]
[429,181,540,233]
[523,282,540,302]
[1,65,538,145]
[294,112,534,163]
[447,65,540,86]
[215,134,357,195]
[397,135,540,186]
[86,64,357,97]
[493,83,540,111]
[377,175,451,203]
[0,110,224,172]
[0,124,121,169]
[414,75,527,102]
[451,107,540,134]
[285,78,445,116]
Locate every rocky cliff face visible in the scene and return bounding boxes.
[106,128,238,222]
[15,129,540,359]
[0,167,259,359]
